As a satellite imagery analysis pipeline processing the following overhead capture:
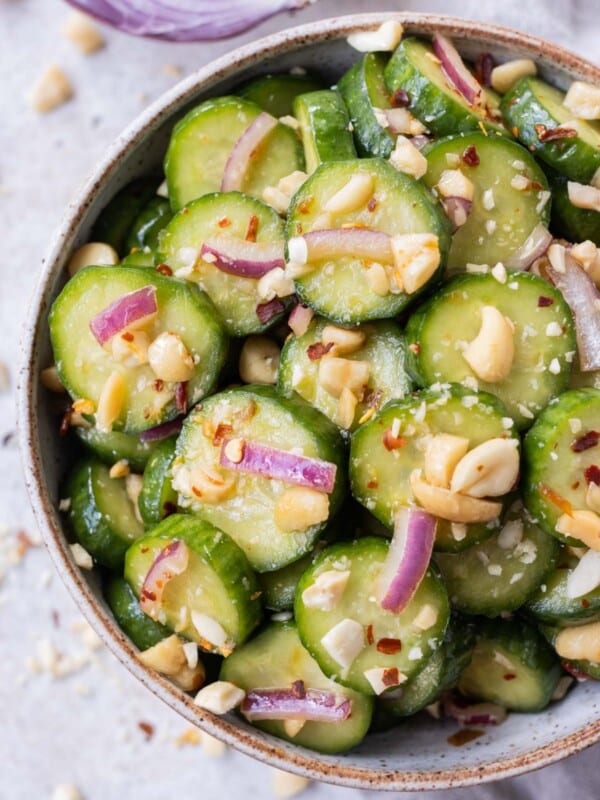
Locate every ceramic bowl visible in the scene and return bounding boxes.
[18,12,600,791]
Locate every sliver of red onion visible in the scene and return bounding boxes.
[222,113,278,193]
[504,224,552,270]
[201,238,285,278]
[241,687,352,722]
[432,33,482,106]
[140,540,189,619]
[442,694,508,725]
[140,417,183,443]
[89,285,158,346]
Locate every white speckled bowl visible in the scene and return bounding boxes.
[18,13,600,791]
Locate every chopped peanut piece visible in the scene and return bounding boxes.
[111,330,150,367]
[555,621,600,662]
[390,233,440,294]
[389,135,428,179]
[172,462,235,505]
[463,305,515,383]
[51,785,83,800]
[138,635,205,691]
[283,719,306,738]
[199,731,227,756]
[63,11,105,54]
[109,459,130,479]
[224,438,245,464]
[301,569,351,611]
[321,618,365,669]
[556,510,600,551]
[490,59,537,93]
[30,65,73,113]
[568,181,600,212]
[262,186,290,214]
[412,603,438,630]
[148,332,194,383]
[318,357,370,399]
[125,473,144,524]
[275,487,329,532]
[335,386,358,429]
[72,398,95,416]
[96,370,126,432]
[375,106,428,136]
[424,433,469,489]
[321,324,366,356]
[239,336,280,384]
[67,242,119,277]
[191,611,231,652]
[69,543,93,570]
[436,169,475,201]
[194,681,245,714]
[365,262,390,295]
[257,267,295,301]
[278,170,307,196]
[324,173,374,215]
[347,20,403,53]
[450,438,520,498]
[40,365,66,393]
[564,81,600,120]
[410,469,502,523]
[363,666,407,694]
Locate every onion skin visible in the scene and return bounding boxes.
[432,33,482,106]
[256,297,285,325]
[139,540,190,619]
[221,112,278,192]
[201,238,285,279]
[241,688,352,722]
[288,303,314,337]
[139,417,183,443]
[89,285,158,346]
[504,224,552,270]
[441,196,473,233]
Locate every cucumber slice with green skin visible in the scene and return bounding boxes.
[338,54,395,159]
[384,38,506,139]
[286,158,451,325]
[120,249,156,267]
[435,501,559,617]
[277,317,412,433]
[422,133,550,271]
[239,73,324,117]
[74,426,160,471]
[125,197,173,254]
[349,385,515,546]
[548,171,600,247]
[220,622,373,753]
[569,363,600,391]
[64,457,145,569]
[501,76,600,184]
[457,617,561,711]
[125,515,262,654]
[525,565,600,625]
[540,624,600,680]
[292,90,356,173]
[158,192,286,336]
[405,271,576,429]
[138,438,179,527]
[49,266,227,433]
[295,538,450,695]
[523,388,600,544]
[379,615,476,717]
[91,177,160,256]
[105,575,170,650]
[164,96,304,212]
[172,385,347,572]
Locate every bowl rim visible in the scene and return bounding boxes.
[18,11,600,792]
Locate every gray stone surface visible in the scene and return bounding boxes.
[1,0,599,797]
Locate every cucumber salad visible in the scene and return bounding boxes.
[44,21,600,754]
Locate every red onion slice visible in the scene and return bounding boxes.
[256,297,285,325]
[377,507,437,614]
[220,439,337,493]
[65,0,313,41]
[441,196,473,233]
[139,417,183,443]
[504,224,552,270]
[300,229,393,263]
[432,34,483,107]
[221,112,278,192]
[89,285,158,346]
[201,238,285,278]
[241,688,352,722]
[442,694,508,725]
[547,255,600,371]
[140,540,189,619]
[288,303,314,337]
[411,135,431,151]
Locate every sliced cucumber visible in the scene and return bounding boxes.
[286,158,451,324]
[138,438,179,527]
[125,514,261,654]
[338,53,395,159]
[295,538,450,695]
[523,388,600,544]
[172,385,347,572]
[277,317,412,432]
[64,457,145,569]
[49,266,227,432]
[120,249,156,267]
[422,133,550,270]
[75,426,160,471]
[525,563,600,625]
[91,177,159,256]
[405,271,576,429]
[292,90,356,173]
[164,96,304,211]
[384,38,506,138]
[501,76,600,184]
[435,501,559,616]
[549,170,600,246]
[239,73,324,117]
[457,617,561,711]
[125,196,173,254]
[157,192,286,336]
[220,622,373,753]
[105,575,170,650]
[349,385,514,544]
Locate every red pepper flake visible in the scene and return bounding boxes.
[212,423,234,446]
[245,214,259,242]
[537,295,554,307]
[512,126,519,138]
[462,145,480,167]
[571,431,599,453]
[390,88,410,108]
[572,481,580,491]
[59,409,72,436]
[140,546,149,554]
[153,379,164,392]
[582,598,590,608]
[585,465,600,485]
[376,637,402,655]
[383,430,407,451]
[540,483,573,516]
[239,400,257,422]
[140,588,156,603]
[218,217,232,228]
[175,381,188,414]
[503,673,517,681]
[366,624,374,645]
[156,263,173,276]
[535,123,578,142]
[474,52,494,87]
[121,331,134,342]
[367,197,378,212]
[291,680,306,699]
[138,721,155,740]
[256,298,285,325]
[408,342,420,355]
[367,479,379,489]
[448,729,485,747]
[530,180,543,191]
[298,198,313,215]
[382,667,401,687]
[306,341,334,361]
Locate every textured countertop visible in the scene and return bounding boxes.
[2,1,599,798]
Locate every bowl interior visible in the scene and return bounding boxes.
[19,13,600,791]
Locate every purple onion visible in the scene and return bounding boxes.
[139,540,190,619]
[441,196,473,232]
[442,694,508,726]
[504,223,552,270]
[288,303,314,337]
[89,285,158,346]
[221,112,278,192]
[242,688,352,722]
[140,417,183,443]
[201,238,285,279]
[433,33,483,106]
[256,297,285,324]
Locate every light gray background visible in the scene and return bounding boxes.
[1,1,599,798]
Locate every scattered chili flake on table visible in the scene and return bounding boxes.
[138,721,155,740]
